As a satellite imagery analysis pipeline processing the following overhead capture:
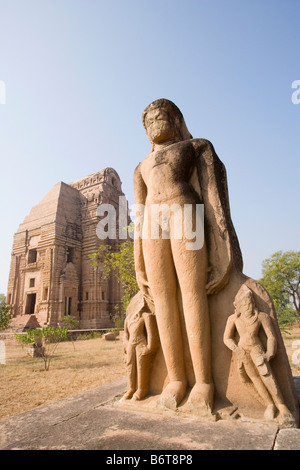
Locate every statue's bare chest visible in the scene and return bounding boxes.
[235,316,261,339]
[142,141,196,183]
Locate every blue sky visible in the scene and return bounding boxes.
[0,0,299,293]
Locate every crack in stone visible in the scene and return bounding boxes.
[51,393,126,426]
[271,427,280,450]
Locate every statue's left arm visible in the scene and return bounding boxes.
[191,139,243,295]
[259,312,277,361]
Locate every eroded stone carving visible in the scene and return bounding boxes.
[123,292,159,401]
[224,285,294,425]
[120,98,299,427]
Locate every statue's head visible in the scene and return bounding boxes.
[142,99,192,149]
[234,285,255,317]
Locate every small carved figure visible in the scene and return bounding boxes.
[122,292,159,401]
[223,285,293,424]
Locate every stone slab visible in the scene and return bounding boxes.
[274,428,300,450]
[0,378,127,449]
[0,377,290,451]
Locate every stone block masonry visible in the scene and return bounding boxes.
[7,168,128,330]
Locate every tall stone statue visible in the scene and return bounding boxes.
[121,98,299,427]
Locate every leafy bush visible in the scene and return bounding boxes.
[90,238,138,312]
[259,250,300,328]
[15,327,69,370]
[0,294,12,331]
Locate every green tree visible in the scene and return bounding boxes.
[61,314,80,330]
[90,239,138,316]
[61,315,80,349]
[259,251,300,326]
[0,294,12,331]
[15,327,69,371]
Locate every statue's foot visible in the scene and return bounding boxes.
[121,389,135,401]
[187,382,214,416]
[132,388,148,401]
[277,404,295,426]
[158,380,187,410]
[264,404,277,421]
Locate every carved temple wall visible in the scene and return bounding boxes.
[7,168,126,329]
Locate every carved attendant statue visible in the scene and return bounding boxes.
[123,292,159,401]
[224,285,293,424]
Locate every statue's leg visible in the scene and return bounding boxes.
[260,371,294,423]
[242,356,277,420]
[143,238,187,409]
[122,343,137,400]
[171,238,213,414]
[132,344,153,401]
[251,351,294,424]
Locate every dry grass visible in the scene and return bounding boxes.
[0,335,126,420]
[281,325,300,376]
[1,325,300,422]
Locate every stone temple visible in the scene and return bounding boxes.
[7,168,126,330]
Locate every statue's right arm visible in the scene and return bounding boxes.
[133,164,151,299]
[223,315,238,352]
[124,318,129,353]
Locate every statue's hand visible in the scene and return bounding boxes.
[206,266,229,295]
[123,339,128,355]
[206,279,220,295]
[264,351,275,362]
[141,345,153,356]
[142,290,155,314]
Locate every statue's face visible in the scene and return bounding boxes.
[144,107,177,144]
[239,296,255,317]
